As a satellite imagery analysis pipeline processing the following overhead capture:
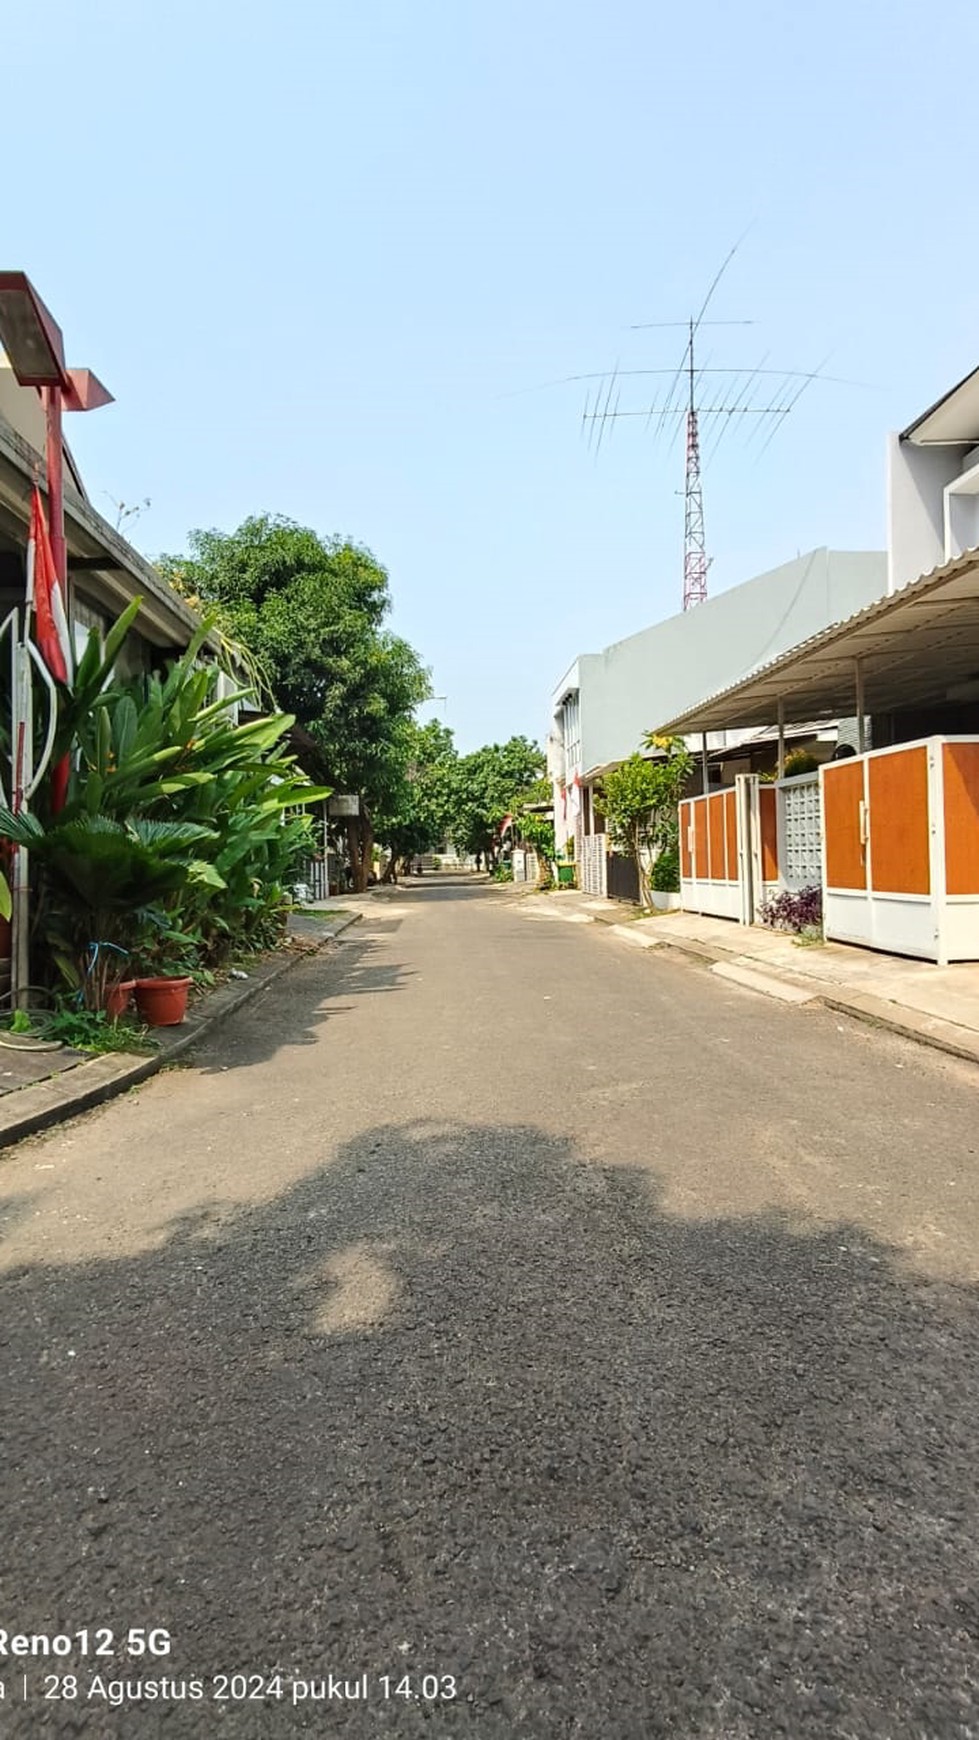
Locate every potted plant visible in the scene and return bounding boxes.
[104,978,137,1020]
[133,975,193,1026]
[602,737,693,910]
[131,921,204,1026]
[650,845,682,911]
[0,810,216,1013]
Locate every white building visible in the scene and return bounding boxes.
[888,364,979,595]
[548,548,887,850]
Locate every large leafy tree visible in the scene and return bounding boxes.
[159,516,430,888]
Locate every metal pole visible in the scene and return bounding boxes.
[43,385,67,594]
[777,697,785,779]
[11,622,31,1009]
[701,732,709,794]
[854,658,866,753]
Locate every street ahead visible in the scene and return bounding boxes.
[1,879,979,1737]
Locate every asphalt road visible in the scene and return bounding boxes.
[2,878,979,1738]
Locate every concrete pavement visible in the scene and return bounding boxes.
[531,886,979,1066]
[0,909,362,1149]
[1,879,978,1736]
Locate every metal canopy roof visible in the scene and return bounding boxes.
[656,550,979,736]
[903,364,979,446]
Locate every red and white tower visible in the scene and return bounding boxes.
[682,320,710,611]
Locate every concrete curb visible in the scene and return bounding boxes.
[0,911,363,1152]
[710,960,817,1004]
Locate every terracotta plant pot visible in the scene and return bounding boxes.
[104,979,137,1021]
[134,976,192,1027]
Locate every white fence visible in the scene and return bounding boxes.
[579,832,608,898]
[512,848,540,884]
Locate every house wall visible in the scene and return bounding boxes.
[576,549,886,774]
[549,655,600,850]
[886,433,965,592]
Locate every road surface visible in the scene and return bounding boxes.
[1,879,978,1737]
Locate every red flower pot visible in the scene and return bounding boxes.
[104,979,136,1020]
[134,976,192,1027]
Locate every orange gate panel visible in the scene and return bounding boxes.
[868,746,930,896]
[679,801,692,880]
[707,793,726,879]
[724,789,738,881]
[943,743,979,897]
[823,760,865,890]
[694,799,707,880]
[759,786,778,882]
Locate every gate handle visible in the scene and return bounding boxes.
[858,799,869,846]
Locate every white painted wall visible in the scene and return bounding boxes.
[559,549,885,776]
[886,433,964,592]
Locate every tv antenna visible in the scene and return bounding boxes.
[580,239,831,610]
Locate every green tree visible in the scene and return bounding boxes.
[374,719,458,879]
[600,737,693,906]
[444,736,545,869]
[159,516,430,889]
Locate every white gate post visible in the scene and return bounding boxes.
[735,774,756,925]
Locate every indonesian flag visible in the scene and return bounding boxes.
[26,486,72,811]
[27,486,72,684]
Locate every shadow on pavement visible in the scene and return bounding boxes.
[188,933,415,1076]
[2,1120,977,1736]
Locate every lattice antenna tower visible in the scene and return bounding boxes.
[682,317,709,608]
[579,243,831,610]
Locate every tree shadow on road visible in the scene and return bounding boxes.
[2,1119,978,1737]
[189,935,416,1076]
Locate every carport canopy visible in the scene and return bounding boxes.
[655,550,979,735]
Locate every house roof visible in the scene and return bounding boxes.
[902,363,979,447]
[654,548,979,735]
[0,408,212,650]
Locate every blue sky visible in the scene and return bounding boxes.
[6,0,977,748]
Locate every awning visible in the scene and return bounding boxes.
[655,549,979,735]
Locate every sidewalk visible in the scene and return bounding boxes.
[0,908,363,1151]
[530,889,979,1066]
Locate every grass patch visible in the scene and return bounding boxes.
[42,1008,158,1055]
[792,926,826,949]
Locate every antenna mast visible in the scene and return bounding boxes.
[683,319,709,610]
[578,235,831,613]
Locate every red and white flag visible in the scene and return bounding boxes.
[26,486,72,811]
[26,486,72,685]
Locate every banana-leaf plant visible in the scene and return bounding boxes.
[18,601,330,992]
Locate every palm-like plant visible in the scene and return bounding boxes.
[0,809,216,1008]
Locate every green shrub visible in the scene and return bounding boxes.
[651,845,680,893]
[782,748,821,778]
